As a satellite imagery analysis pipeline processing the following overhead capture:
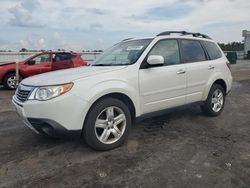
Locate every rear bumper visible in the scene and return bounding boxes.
[226,75,233,94]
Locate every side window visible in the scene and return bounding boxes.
[54,53,73,62]
[31,54,50,64]
[148,40,180,65]
[181,40,207,63]
[202,41,222,60]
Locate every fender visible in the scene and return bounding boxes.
[201,71,228,101]
[72,79,141,117]
[1,69,24,83]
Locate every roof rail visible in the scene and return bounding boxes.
[156,31,211,39]
[122,38,133,41]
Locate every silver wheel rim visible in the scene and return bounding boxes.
[211,89,224,112]
[95,106,126,144]
[7,76,17,89]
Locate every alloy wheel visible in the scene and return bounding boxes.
[7,76,17,89]
[95,106,126,144]
[211,89,224,112]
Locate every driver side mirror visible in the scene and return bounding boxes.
[147,55,164,66]
[27,60,36,65]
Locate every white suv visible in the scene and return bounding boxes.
[12,31,232,150]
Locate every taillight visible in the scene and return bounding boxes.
[226,61,231,70]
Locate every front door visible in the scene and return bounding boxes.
[24,53,51,76]
[139,39,187,114]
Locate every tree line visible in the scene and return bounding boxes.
[218,42,244,51]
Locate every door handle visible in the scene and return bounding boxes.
[208,65,215,70]
[176,69,186,74]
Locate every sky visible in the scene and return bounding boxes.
[0,0,250,51]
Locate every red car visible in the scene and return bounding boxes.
[0,52,87,89]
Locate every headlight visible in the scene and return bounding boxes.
[29,83,73,101]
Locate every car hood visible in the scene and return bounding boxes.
[21,66,127,86]
[0,61,25,66]
[0,61,15,66]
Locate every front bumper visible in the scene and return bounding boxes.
[26,118,82,138]
[12,92,92,138]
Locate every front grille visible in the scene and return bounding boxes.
[16,85,34,102]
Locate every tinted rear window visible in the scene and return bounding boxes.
[202,41,222,60]
[54,53,76,61]
[181,40,207,63]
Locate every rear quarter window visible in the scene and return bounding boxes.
[202,41,222,60]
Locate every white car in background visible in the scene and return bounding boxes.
[12,31,232,151]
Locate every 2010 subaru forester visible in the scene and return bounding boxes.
[12,31,232,151]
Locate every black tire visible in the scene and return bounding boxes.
[201,84,226,116]
[83,98,131,151]
[3,72,21,90]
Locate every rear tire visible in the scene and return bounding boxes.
[201,84,226,116]
[83,98,131,151]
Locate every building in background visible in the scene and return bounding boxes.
[243,30,250,58]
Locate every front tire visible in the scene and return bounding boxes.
[3,73,22,90]
[201,84,226,116]
[83,98,131,151]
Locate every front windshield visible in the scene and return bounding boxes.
[92,39,152,66]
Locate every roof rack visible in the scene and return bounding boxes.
[122,38,133,41]
[156,31,211,39]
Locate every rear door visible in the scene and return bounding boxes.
[180,39,212,103]
[52,53,74,70]
[139,39,187,114]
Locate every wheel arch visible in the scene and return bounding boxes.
[213,79,227,93]
[86,92,136,124]
[202,77,228,101]
[81,92,137,138]
[2,70,24,82]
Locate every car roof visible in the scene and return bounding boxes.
[123,31,214,43]
[36,52,78,55]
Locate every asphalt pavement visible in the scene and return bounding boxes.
[0,60,250,188]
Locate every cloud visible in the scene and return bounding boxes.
[20,39,29,48]
[0,39,9,50]
[88,8,108,15]
[38,38,45,48]
[21,0,39,11]
[8,0,45,28]
[49,32,66,49]
[19,34,46,49]
[1,0,250,51]
[135,3,193,20]
[89,23,103,30]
